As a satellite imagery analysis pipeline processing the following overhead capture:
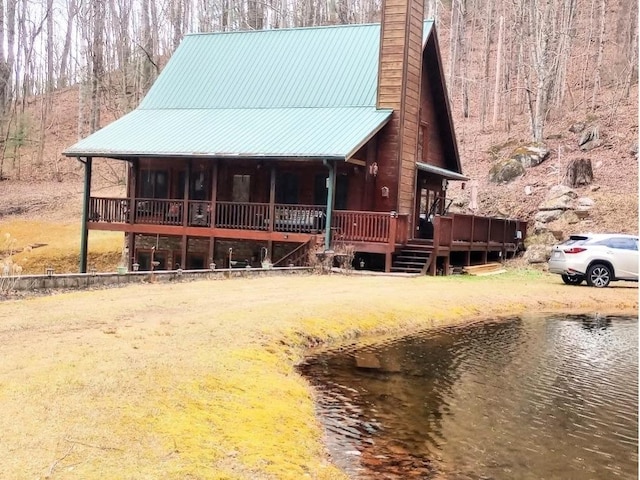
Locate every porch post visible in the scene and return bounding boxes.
[210,160,218,227]
[129,160,138,225]
[126,160,137,270]
[79,156,92,273]
[180,161,191,269]
[324,160,336,250]
[268,165,276,233]
[209,161,218,266]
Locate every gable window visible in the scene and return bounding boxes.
[140,170,169,199]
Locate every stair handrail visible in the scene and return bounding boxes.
[272,238,315,267]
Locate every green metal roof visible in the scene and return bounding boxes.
[416,162,469,181]
[64,22,418,160]
[141,24,383,109]
[65,107,391,159]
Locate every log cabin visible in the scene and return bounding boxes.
[64,0,526,274]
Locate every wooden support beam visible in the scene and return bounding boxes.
[79,157,92,273]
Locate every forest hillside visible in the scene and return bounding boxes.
[0,0,638,238]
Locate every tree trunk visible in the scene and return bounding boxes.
[479,0,493,130]
[565,158,594,187]
[590,0,606,111]
[491,14,503,128]
[90,0,105,133]
[58,0,77,89]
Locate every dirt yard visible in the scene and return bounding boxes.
[0,272,636,479]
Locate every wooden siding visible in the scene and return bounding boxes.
[419,53,446,169]
[376,0,425,220]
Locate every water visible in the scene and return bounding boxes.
[298,314,638,479]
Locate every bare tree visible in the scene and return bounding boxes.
[58,0,78,89]
[90,0,105,133]
[590,0,606,110]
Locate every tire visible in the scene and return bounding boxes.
[561,274,584,285]
[586,263,612,288]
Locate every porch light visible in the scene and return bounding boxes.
[368,162,378,177]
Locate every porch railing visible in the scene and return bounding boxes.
[88,197,130,223]
[332,210,394,243]
[87,197,525,251]
[215,201,269,230]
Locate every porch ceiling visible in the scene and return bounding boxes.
[63,107,392,161]
[416,162,469,181]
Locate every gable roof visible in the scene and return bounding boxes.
[65,23,394,160]
[64,20,462,171]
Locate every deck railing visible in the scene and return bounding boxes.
[332,210,394,243]
[89,197,130,223]
[87,197,525,251]
[435,214,525,249]
[215,201,269,230]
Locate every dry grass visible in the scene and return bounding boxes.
[0,220,123,274]
[0,272,636,479]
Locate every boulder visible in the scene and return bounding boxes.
[489,158,525,183]
[569,122,586,133]
[580,138,603,151]
[546,185,577,200]
[561,210,580,225]
[509,145,550,168]
[577,197,594,207]
[524,231,558,249]
[539,195,574,211]
[535,209,564,224]
[578,126,599,146]
[524,244,552,264]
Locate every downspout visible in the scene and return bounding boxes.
[323,159,336,250]
[79,156,92,273]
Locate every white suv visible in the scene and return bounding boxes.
[548,233,639,287]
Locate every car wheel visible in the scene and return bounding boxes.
[561,274,584,285]
[586,263,612,288]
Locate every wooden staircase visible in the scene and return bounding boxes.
[390,240,434,274]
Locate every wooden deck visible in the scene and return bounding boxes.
[87,197,526,272]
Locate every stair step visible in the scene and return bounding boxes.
[402,246,433,252]
[394,262,425,268]
[390,267,423,273]
[394,255,428,262]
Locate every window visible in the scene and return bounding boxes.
[232,174,251,202]
[177,171,208,200]
[607,237,638,251]
[276,172,298,204]
[192,172,208,200]
[313,173,347,209]
[140,170,169,199]
[335,174,348,210]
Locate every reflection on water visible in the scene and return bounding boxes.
[298,314,638,479]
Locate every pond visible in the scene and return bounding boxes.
[298,313,638,479]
